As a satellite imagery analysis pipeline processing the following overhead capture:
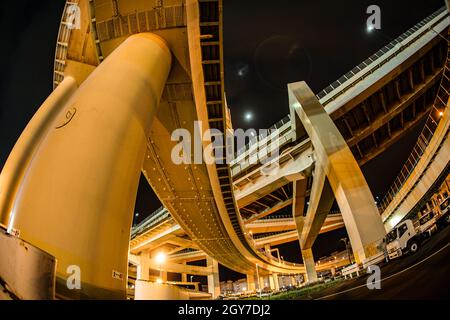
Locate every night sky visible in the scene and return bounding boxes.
[0,0,445,281]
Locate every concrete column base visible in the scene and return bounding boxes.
[302,248,318,283]
[246,274,256,292]
[207,258,220,299]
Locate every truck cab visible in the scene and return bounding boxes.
[386,219,422,260]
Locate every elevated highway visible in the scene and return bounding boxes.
[0,0,449,300]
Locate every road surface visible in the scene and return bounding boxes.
[310,223,450,299]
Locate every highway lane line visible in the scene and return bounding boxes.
[315,242,450,300]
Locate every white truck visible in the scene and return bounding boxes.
[385,219,424,260]
[437,196,450,228]
[386,198,450,260]
[417,211,438,237]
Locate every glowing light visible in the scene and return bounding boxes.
[439,111,444,117]
[156,278,163,284]
[155,252,166,265]
[389,215,402,228]
[244,112,253,122]
[367,25,375,33]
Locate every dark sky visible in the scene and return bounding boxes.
[0,1,445,281]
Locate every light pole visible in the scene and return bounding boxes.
[340,238,353,264]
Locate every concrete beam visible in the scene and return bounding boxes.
[300,165,335,249]
[244,198,293,223]
[148,258,214,277]
[289,82,386,263]
[235,155,312,208]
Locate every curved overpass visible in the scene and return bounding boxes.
[37,0,450,275]
[1,0,449,299]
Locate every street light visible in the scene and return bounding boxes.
[340,238,353,264]
[155,252,166,283]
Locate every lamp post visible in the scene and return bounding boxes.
[340,238,353,264]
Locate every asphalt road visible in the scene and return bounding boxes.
[310,223,450,300]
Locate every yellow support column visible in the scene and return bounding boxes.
[289,81,386,263]
[0,76,77,228]
[6,33,171,299]
[301,248,318,283]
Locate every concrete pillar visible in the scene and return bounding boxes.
[246,274,256,292]
[289,82,386,263]
[181,261,187,282]
[5,33,172,299]
[292,179,307,237]
[207,258,220,299]
[138,252,150,281]
[269,275,275,290]
[302,248,318,283]
[255,264,262,293]
[262,276,269,289]
[271,274,280,291]
[161,271,168,282]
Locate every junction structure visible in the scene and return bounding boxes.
[0,0,449,300]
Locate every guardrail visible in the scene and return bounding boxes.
[379,30,450,213]
[317,6,447,106]
[234,115,291,158]
[362,252,386,269]
[130,206,170,239]
[342,263,360,279]
[53,0,80,89]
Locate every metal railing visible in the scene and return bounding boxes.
[233,114,292,159]
[257,215,292,221]
[379,33,450,213]
[130,206,170,239]
[316,6,447,106]
[53,0,80,89]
